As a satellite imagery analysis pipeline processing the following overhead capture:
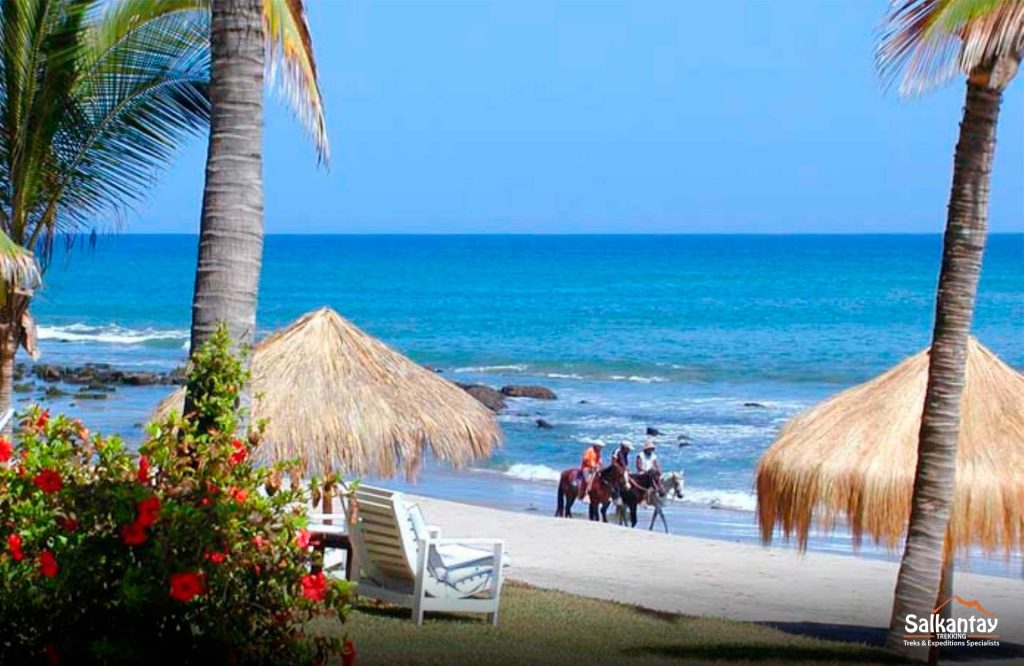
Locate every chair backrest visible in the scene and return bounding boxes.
[352,485,419,586]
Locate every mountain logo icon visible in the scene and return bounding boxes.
[933,596,995,618]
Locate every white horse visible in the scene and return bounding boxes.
[646,471,684,533]
[613,470,684,532]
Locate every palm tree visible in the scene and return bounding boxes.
[187,0,326,419]
[0,0,210,423]
[877,1,1022,661]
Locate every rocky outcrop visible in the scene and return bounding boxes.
[646,427,663,437]
[29,363,186,388]
[455,383,506,412]
[535,418,554,429]
[500,385,557,400]
[743,402,767,409]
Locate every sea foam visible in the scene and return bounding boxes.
[38,323,188,346]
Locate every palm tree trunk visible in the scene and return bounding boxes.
[0,316,17,434]
[187,0,265,426]
[886,73,1006,662]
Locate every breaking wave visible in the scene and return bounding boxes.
[38,323,188,348]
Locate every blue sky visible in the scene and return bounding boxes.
[133,0,1024,234]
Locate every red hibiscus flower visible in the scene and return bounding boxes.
[341,640,357,666]
[169,571,205,602]
[205,551,227,564]
[296,529,314,550]
[228,487,248,503]
[57,516,79,533]
[136,496,161,527]
[44,642,60,666]
[0,437,12,462]
[33,469,62,493]
[36,409,50,429]
[252,535,266,549]
[300,572,328,602]
[7,533,24,561]
[229,438,247,465]
[120,522,147,546]
[136,456,150,484]
[38,550,58,578]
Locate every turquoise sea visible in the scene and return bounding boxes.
[27,234,1024,574]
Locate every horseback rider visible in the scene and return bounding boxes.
[577,440,605,500]
[612,440,633,490]
[636,440,661,474]
[636,440,664,494]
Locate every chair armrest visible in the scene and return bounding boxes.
[429,538,504,547]
[308,512,348,522]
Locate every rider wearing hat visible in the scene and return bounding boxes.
[636,440,661,475]
[612,440,634,490]
[578,440,605,500]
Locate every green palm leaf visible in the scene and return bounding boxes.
[263,0,328,163]
[878,0,1024,95]
[0,227,40,288]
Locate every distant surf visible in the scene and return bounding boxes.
[38,323,189,348]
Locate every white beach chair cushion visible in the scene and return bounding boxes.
[406,503,510,598]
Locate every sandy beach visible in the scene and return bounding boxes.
[410,495,1024,647]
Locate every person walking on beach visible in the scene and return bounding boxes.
[612,440,633,490]
[578,441,605,501]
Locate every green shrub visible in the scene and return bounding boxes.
[0,327,352,664]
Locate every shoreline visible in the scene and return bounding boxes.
[405,494,1024,649]
[375,465,1024,580]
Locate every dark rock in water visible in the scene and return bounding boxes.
[501,385,557,400]
[677,441,690,448]
[677,433,691,447]
[422,364,443,374]
[535,418,554,429]
[122,372,159,386]
[76,392,108,400]
[455,383,506,412]
[35,365,62,382]
[44,386,68,398]
[577,399,589,404]
[13,383,32,393]
[743,402,767,408]
[646,427,662,437]
[85,383,116,393]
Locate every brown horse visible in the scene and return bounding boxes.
[555,465,625,522]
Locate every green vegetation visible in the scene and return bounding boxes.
[324,583,903,666]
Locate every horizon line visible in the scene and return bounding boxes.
[97,231,1024,237]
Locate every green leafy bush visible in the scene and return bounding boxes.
[0,327,352,664]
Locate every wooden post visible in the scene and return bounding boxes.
[322,464,333,525]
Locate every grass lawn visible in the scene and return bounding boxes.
[319,582,904,665]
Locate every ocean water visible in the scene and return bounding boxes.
[25,234,1024,574]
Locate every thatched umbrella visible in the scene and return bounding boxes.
[756,337,1024,563]
[156,307,500,482]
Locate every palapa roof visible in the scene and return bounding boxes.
[756,338,1024,558]
[155,307,500,478]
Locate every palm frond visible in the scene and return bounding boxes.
[878,0,1024,96]
[0,227,41,288]
[263,0,328,163]
[27,0,210,257]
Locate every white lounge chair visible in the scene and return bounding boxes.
[349,485,508,625]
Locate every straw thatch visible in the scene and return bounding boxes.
[756,338,1024,558]
[155,307,500,478]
